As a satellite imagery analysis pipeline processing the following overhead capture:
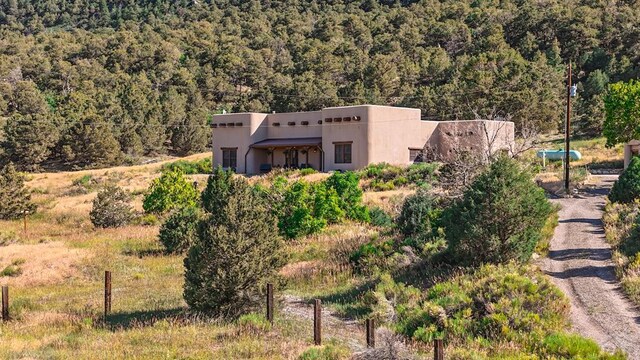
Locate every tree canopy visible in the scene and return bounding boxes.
[2,0,639,170]
[603,80,640,147]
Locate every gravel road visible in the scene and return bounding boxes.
[541,175,640,358]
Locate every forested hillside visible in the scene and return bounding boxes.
[1,0,639,170]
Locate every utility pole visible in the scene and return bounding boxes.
[564,62,572,192]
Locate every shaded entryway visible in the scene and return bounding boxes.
[249,137,324,173]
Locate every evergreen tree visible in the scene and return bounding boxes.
[443,156,553,266]
[0,163,36,220]
[200,166,234,215]
[184,177,284,317]
[60,117,122,169]
[90,184,133,228]
[3,113,59,171]
[609,157,640,204]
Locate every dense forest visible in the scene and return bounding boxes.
[0,0,639,170]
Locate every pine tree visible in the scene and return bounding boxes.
[170,107,209,155]
[61,117,123,169]
[90,184,133,228]
[3,113,59,171]
[200,166,234,214]
[184,177,284,317]
[443,156,553,266]
[0,163,36,220]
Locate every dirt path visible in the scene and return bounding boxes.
[281,294,367,352]
[541,175,640,358]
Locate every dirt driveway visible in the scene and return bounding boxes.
[542,175,640,358]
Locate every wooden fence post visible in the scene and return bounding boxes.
[434,338,444,360]
[104,271,112,319]
[266,283,274,325]
[314,299,321,346]
[2,286,8,321]
[366,318,375,348]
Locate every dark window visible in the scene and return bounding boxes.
[409,148,424,163]
[335,143,352,164]
[222,148,237,169]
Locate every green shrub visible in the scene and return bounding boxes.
[277,181,328,239]
[72,174,95,188]
[161,158,212,175]
[298,344,349,360]
[443,156,553,266]
[394,264,571,353]
[369,207,394,228]
[610,156,640,203]
[361,163,439,190]
[184,177,284,318]
[236,312,272,334]
[159,206,202,254]
[350,238,396,273]
[134,213,161,226]
[371,179,395,191]
[0,264,22,277]
[325,171,369,222]
[273,180,345,239]
[543,333,600,358]
[406,163,439,185]
[143,168,199,214]
[0,163,36,220]
[299,168,318,176]
[397,189,440,239]
[89,185,133,228]
[536,209,560,256]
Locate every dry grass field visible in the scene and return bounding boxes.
[0,153,399,359]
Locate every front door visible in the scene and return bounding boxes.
[288,149,299,168]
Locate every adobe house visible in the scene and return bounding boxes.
[624,140,640,169]
[211,105,514,174]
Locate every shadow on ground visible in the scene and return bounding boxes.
[105,307,189,330]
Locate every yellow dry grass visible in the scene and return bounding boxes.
[26,153,211,215]
[0,242,90,287]
[0,153,359,359]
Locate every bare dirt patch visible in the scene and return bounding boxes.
[0,242,90,287]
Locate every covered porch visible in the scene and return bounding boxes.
[249,137,324,173]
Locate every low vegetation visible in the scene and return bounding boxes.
[161,158,213,175]
[385,264,621,359]
[142,168,199,215]
[89,185,134,228]
[0,153,625,358]
[603,162,640,306]
[359,163,438,192]
[603,200,640,306]
[609,157,640,204]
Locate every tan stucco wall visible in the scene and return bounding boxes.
[267,111,322,139]
[211,113,268,174]
[321,106,371,171]
[366,106,424,165]
[625,140,640,169]
[426,120,515,161]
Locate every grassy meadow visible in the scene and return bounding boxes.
[0,153,402,359]
[0,150,627,359]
